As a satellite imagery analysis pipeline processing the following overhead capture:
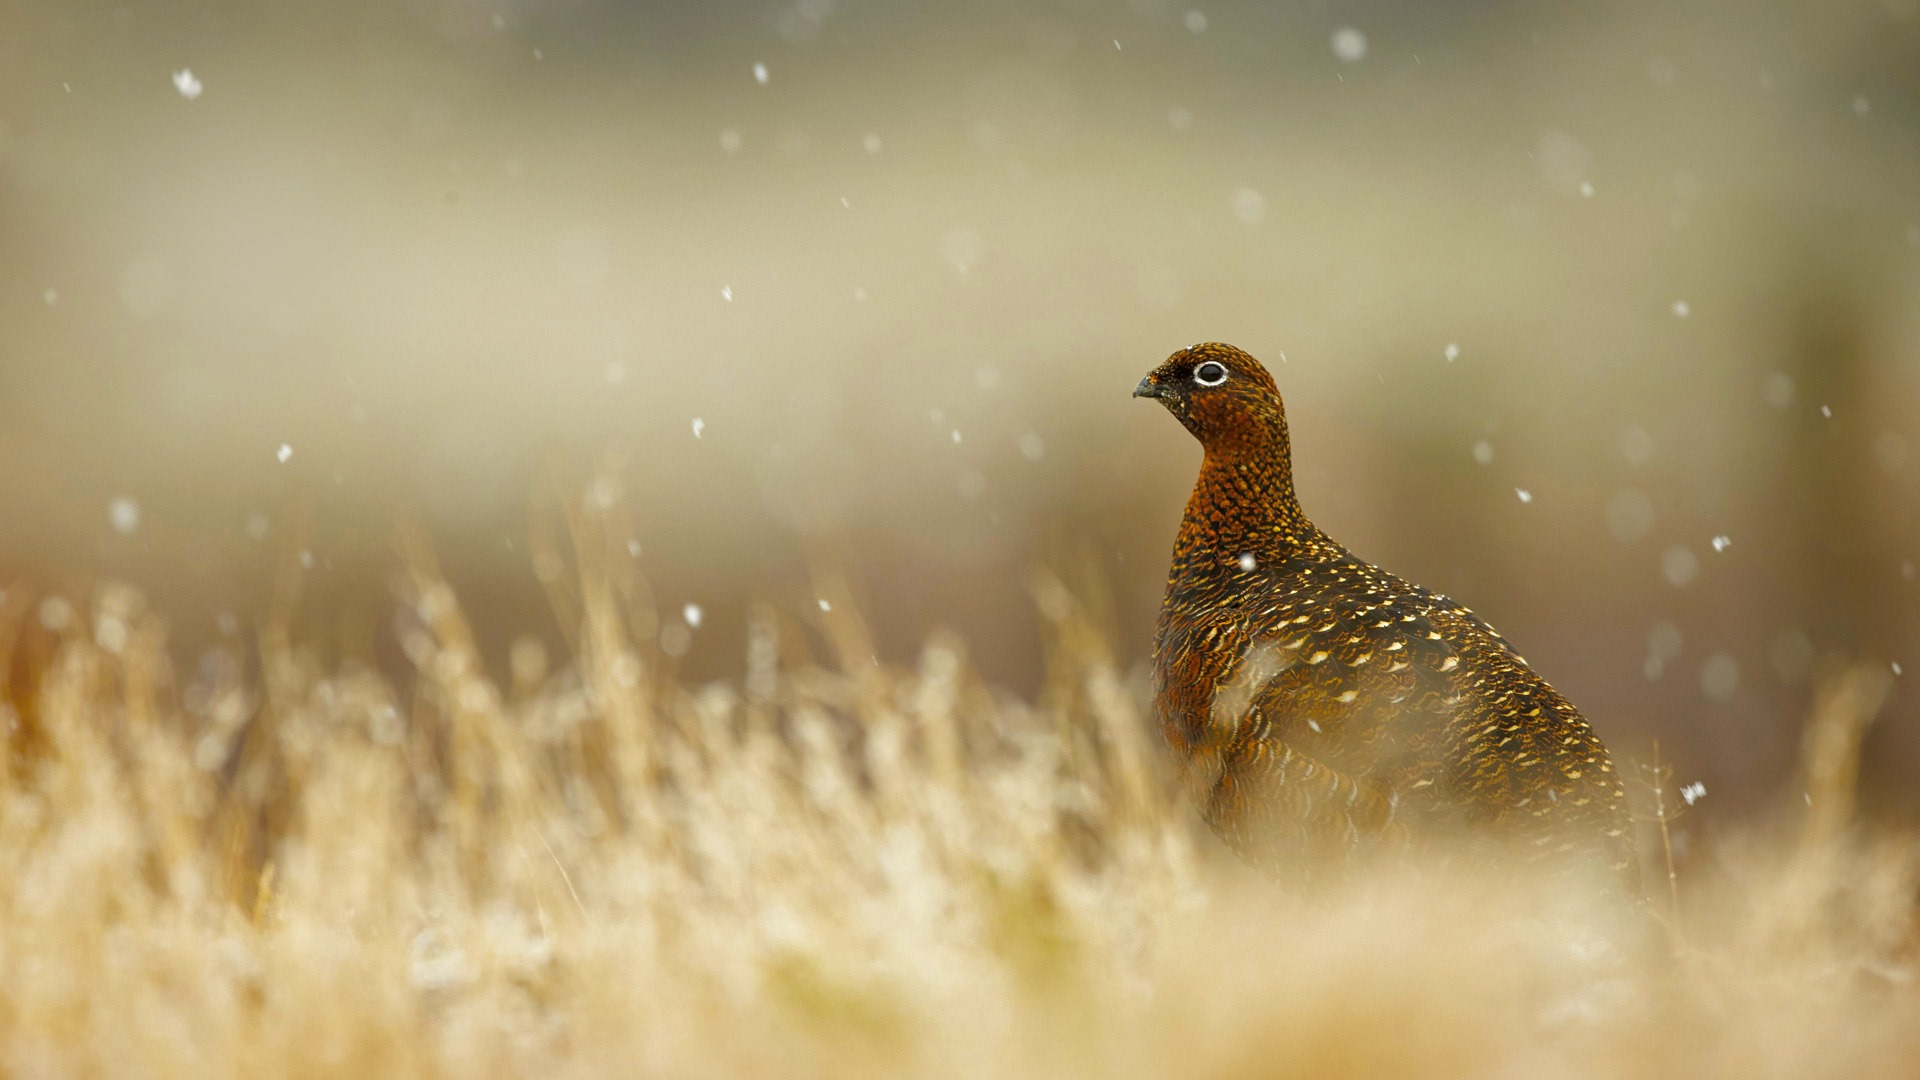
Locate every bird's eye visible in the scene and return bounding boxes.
[1193,361,1229,387]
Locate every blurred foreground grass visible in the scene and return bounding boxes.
[0,493,1914,1079]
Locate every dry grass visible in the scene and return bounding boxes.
[0,500,1914,1079]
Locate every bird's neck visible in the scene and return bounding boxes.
[1173,437,1317,578]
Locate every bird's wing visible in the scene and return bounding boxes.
[1423,610,1634,857]
[1187,558,1636,879]
[1183,694,1404,879]
[1237,572,1466,790]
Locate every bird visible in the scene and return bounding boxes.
[1135,342,1636,888]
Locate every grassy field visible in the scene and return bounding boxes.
[0,505,1914,1078]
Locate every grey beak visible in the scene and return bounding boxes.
[1133,376,1160,399]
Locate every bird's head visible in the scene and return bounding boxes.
[1133,342,1287,459]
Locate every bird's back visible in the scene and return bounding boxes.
[1153,535,1636,882]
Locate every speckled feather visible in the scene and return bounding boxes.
[1138,343,1635,885]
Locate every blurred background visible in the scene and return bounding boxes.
[2,0,1916,821]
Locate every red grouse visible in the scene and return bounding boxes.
[1136,343,1634,885]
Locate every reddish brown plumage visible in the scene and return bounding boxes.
[1137,343,1635,886]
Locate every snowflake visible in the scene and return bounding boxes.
[1330,27,1367,62]
[108,497,141,535]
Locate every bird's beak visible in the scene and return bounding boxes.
[1133,376,1160,399]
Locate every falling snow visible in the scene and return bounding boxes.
[0,16,1905,1002]
[1619,427,1656,467]
[1700,654,1739,701]
[1230,187,1267,224]
[1330,27,1368,62]
[108,498,141,535]
[1755,377,1795,415]
[1663,545,1699,586]
[1645,621,1684,683]
[586,478,618,511]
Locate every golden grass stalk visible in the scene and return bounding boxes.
[0,501,1912,1077]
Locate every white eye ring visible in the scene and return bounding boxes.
[1193,361,1229,386]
